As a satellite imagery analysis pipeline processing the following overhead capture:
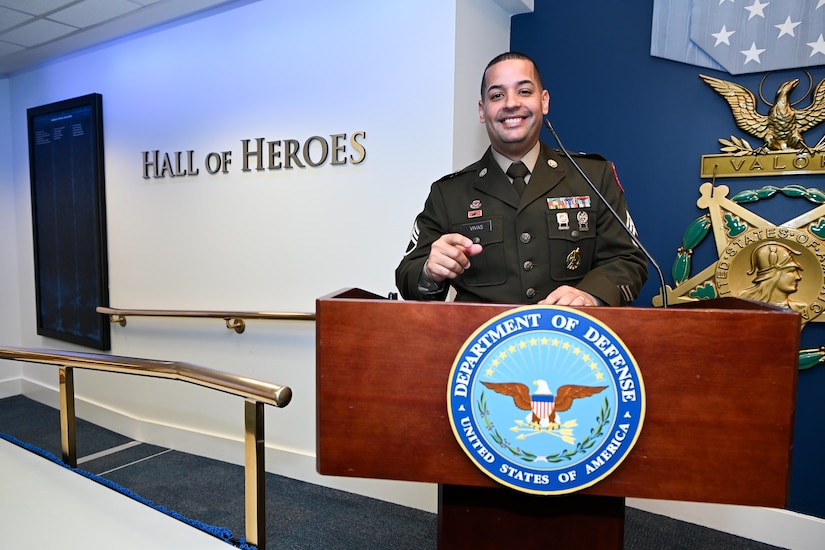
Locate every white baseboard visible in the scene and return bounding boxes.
[628,498,825,550]
[0,376,21,399]
[7,379,824,545]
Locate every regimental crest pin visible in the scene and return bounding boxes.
[447,306,645,495]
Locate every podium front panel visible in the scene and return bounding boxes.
[316,292,798,507]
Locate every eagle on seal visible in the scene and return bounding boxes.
[481,379,606,429]
[699,74,825,153]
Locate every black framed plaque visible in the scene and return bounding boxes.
[27,94,110,350]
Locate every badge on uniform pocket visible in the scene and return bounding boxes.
[577,211,589,232]
[566,247,581,270]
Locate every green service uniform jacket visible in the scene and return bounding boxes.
[395,142,648,306]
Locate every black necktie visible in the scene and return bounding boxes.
[507,161,529,197]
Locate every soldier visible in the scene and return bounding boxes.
[396,52,648,306]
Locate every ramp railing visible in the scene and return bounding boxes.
[0,345,291,549]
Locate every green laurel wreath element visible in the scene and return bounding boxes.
[478,392,611,464]
[669,184,825,370]
[798,347,825,370]
[688,282,717,300]
[672,214,711,285]
[723,213,747,237]
[730,184,825,204]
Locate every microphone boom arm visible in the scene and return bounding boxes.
[544,118,668,308]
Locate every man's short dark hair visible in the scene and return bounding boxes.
[480,52,544,98]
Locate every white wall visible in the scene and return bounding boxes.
[1,0,515,511]
[453,0,514,169]
[0,75,23,397]
[8,1,454,315]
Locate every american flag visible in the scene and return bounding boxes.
[652,0,825,75]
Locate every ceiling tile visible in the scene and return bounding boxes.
[0,6,29,32]
[0,0,77,17]
[50,0,144,29]
[0,0,236,76]
[0,40,23,56]
[1,18,76,47]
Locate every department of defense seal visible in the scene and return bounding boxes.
[447,305,645,495]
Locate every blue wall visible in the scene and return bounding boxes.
[513,0,825,518]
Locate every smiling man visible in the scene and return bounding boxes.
[479,54,549,161]
[396,52,648,307]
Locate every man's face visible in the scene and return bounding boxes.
[478,58,550,160]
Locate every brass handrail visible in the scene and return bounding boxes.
[96,306,316,333]
[0,345,291,550]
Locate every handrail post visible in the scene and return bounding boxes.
[58,366,77,467]
[244,399,266,549]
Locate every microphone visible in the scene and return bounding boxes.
[544,118,668,308]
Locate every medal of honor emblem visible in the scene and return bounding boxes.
[447,305,645,495]
[671,71,825,369]
[656,182,825,368]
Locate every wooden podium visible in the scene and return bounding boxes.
[316,289,799,548]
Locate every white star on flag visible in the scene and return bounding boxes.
[744,0,769,20]
[809,34,825,58]
[741,42,766,64]
[745,0,770,19]
[712,25,735,46]
[651,0,825,74]
[775,16,801,38]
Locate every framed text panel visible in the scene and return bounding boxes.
[27,94,110,350]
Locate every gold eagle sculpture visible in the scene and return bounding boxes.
[699,74,825,153]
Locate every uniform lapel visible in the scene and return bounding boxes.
[472,144,568,210]
[473,148,520,208]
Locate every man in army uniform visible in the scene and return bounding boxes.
[395,52,648,306]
